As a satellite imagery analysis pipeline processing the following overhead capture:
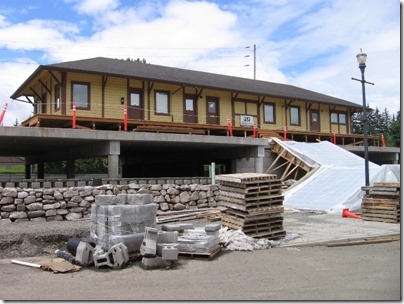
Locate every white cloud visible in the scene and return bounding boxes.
[66,0,120,16]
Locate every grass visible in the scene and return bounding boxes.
[0,165,25,174]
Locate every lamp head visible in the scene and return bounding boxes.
[356,49,367,66]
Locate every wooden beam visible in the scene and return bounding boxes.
[48,71,61,85]
[30,87,42,102]
[171,85,183,95]
[38,79,51,94]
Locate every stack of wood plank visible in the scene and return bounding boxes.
[361,182,400,223]
[216,173,286,240]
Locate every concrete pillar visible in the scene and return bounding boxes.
[254,156,264,173]
[255,146,265,173]
[108,141,121,178]
[66,159,75,179]
[108,154,120,178]
[25,164,31,179]
[37,162,44,179]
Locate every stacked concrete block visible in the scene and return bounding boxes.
[162,223,220,254]
[90,194,157,253]
[140,227,179,269]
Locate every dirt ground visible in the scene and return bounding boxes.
[0,219,91,259]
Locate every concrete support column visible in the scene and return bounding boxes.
[66,159,75,179]
[25,164,31,179]
[108,141,121,178]
[254,156,264,173]
[37,162,44,179]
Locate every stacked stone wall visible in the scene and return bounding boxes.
[0,183,220,222]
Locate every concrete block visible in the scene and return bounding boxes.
[18,182,28,188]
[54,182,64,188]
[126,194,153,205]
[43,182,52,188]
[94,195,115,205]
[66,181,75,187]
[109,233,145,253]
[157,231,178,243]
[31,182,41,189]
[141,256,171,269]
[161,224,181,232]
[75,241,95,266]
[140,227,158,257]
[205,223,221,232]
[93,243,129,269]
[156,243,178,260]
[178,223,194,231]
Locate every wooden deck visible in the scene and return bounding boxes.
[20,114,379,145]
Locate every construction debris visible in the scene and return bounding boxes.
[216,173,286,240]
[361,182,400,223]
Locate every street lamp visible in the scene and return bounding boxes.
[352,49,374,187]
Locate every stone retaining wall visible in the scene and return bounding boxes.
[0,183,220,222]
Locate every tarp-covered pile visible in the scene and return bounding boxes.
[269,138,400,214]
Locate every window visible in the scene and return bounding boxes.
[130,92,140,107]
[155,91,169,115]
[72,82,90,109]
[290,106,300,125]
[54,84,60,111]
[263,103,276,123]
[331,111,347,125]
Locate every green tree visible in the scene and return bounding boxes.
[386,110,400,147]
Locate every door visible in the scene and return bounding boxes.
[184,95,197,123]
[128,89,143,120]
[309,109,320,132]
[206,97,219,125]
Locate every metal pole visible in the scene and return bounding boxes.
[253,44,256,80]
[359,64,370,187]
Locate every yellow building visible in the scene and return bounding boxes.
[11,57,374,145]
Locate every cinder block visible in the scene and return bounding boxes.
[161,224,181,232]
[178,223,194,231]
[54,182,64,188]
[141,256,171,269]
[140,227,159,257]
[31,182,41,189]
[95,195,116,205]
[205,223,221,232]
[156,243,178,260]
[157,231,178,243]
[126,194,153,205]
[75,241,95,266]
[109,233,145,253]
[93,242,129,269]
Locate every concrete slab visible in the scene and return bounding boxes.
[280,209,400,247]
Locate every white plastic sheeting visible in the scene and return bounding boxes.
[269,138,400,214]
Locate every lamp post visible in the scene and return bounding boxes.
[352,49,374,187]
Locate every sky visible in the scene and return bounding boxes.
[0,0,400,126]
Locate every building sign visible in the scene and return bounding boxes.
[240,115,254,127]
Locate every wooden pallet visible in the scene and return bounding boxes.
[219,195,283,212]
[219,188,282,199]
[223,206,284,218]
[362,216,399,223]
[361,185,400,223]
[178,246,221,259]
[219,183,282,195]
[216,173,278,184]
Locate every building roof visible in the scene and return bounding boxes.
[11,57,361,109]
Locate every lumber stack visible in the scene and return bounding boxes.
[361,182,400,223]
[216,173,286,240]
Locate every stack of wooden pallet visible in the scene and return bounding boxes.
[216,173,286,240]
[361,182,400,223]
